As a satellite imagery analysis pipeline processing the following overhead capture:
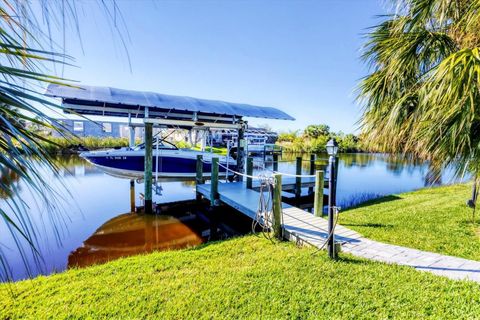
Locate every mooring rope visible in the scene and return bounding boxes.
[202,158,334,246]
[216,162,266,180]
[210,161,280,239]
[272,171,315,178]
[251,175,277,240]
[252,160,316,178]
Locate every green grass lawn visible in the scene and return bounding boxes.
[1,236,480,319]
[340,183,480,261]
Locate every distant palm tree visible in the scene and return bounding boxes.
[359,1,480,184]
[0,1,127,281]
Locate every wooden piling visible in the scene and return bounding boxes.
[272,173,283,239]
[313,170,324,217]
[210,157,219,206]
[196,155,204,202]
[309,154,316,194]
[246,157,253,189]
[295,157,302,199]
[130,179,135,213]
[309,154,316,175]
[144,122,153,214]
[273,153,279,172]
[196,154,204,184]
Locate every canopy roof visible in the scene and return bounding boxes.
[46,84,295,123]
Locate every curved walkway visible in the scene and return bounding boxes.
[341,238,480,282]
[281,207,480,283]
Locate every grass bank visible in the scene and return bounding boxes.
[341,183,480,261]
[1,236,480,319]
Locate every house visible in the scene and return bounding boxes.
[52,119,144,140]
[210,127,278,147]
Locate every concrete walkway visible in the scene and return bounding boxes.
[280,207,480,283]
[341,238,480,283]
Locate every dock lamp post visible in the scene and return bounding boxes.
[326,138,339,259]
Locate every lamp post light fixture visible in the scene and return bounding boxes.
[326,138,339,157]
[326,138,338,259]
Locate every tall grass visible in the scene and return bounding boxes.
[42,137,131,153]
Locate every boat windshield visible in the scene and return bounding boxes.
[134,138,178,150]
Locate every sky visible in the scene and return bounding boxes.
[44,0,389,133]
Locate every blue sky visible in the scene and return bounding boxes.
[51,0,388,133]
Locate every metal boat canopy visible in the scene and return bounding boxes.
[46,83,294,214]
[46,84,294,128]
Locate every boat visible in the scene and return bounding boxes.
[80,138,237,179]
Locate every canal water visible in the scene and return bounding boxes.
[0,153,467,281]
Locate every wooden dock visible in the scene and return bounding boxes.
[197,182,362,248]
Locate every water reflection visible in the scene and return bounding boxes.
[0,153,468,281]
[263,152,467,208]
[68,213,206,268]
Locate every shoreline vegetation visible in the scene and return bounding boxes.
[276,124,366,153]
[2,184,480,318]
[41,123,365,154]
[42,136,131,154]
[41,137,228,155]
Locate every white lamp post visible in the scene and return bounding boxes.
[326,138,338,259]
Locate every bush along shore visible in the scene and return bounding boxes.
[41,136,131,154]
[42,137,229,155]
[276,124,366,153]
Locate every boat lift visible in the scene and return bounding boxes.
[46,84,294,214]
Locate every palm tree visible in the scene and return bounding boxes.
[0,1,127,281]
[358,1,480,193]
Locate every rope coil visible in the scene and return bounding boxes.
[252,175,276,239]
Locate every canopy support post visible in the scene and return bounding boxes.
[144,109,153,214]
[128,113,135,148]
[236,120,246,181]
[129,127,135,148]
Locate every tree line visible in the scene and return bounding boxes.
[276,124,365,153]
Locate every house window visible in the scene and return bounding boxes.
[102,123,112,133]
[73,121,84,132]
